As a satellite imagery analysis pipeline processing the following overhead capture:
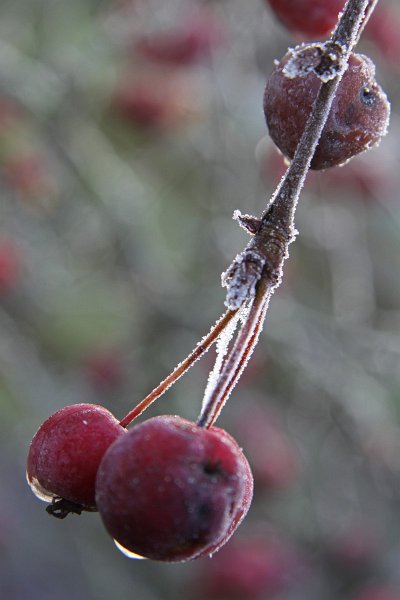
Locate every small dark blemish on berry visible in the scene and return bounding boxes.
[360,87,376,107]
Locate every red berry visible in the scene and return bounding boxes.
[83,349,123,391]
[135,15,222,66]
[263,50,390,170]
[3,154,57,199]
[328,525,380,573]
[352,586,400,600]
[366,4,400,68]
[112,69,204,130]
[0,98,22,134]
[27,404,125,512]
[266,0,345,39]
[95,415,253,562]
[234,407,300,492]
[194,531,304,599]
[0,238,21,294]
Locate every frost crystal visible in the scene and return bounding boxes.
[200,305,248,415]
[222,248,266,310]
[283,42,345,83]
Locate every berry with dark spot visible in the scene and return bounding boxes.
[263,49,390,170]
[95,415,253,562]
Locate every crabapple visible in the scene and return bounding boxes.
[0,238,21,294]
[263,49,390,170]
[327,525,380,574]
[83,349,123,392]
[0,97,22,134]
[95,415,253,562]
[193,531,305,599]
[112,68,204,130]
[135,14,222,66]
[366,3,400,68]
[351,586,400,600]
[27,404,125,513]
[266,0,345,39]
[233,407,300,492]
[2,154,57,200]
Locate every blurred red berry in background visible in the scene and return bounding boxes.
[233,406,300,492]
[265,0,346,39]
[193,530,306,600]
[0,98,22,134]
[366,3,400,68]
[351,585,400,600]
[112,68,206,131]
[2,154,58,203]
[327,525,381,574]
[0,238,22,294]
[83,349,124,391]
[134,12,224,66]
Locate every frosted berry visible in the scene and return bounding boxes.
[95,415,253,562]
[266,0,345,39]
[27,404,125,515]
[263,50,390,170]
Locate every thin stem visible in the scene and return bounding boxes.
[119,308,237,428]
[351,0,378,41]
[197,281,269,428]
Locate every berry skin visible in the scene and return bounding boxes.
[27,404,125,511]
[95,415,253,562]
[263,50,390,170]
[266,0,345,39]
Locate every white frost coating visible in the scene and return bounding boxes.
[200,307,246,415]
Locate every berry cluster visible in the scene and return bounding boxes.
[26,0,392,570]
[27,405,253,561]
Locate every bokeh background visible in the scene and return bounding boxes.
[1,0,400,598]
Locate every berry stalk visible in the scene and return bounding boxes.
[197,277,269,428]
[119,308,237,428]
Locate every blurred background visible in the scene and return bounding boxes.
[1,0,400,598]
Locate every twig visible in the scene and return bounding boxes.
[197,0,374,428]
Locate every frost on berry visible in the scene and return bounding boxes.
[27,404,125,513]
[282,42,346,83]
[264,50,390,170]
[95,415,253,562]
